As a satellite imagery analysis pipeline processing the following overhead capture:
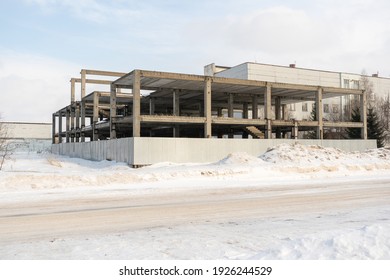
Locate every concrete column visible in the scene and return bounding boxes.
[173,90,180,116]
[243,103,248,119]
[275,97,281,120]
[75,103,80,142]
[92,92,100,141]
[149,98,155,115]
[58,110,63,144]
[217,108,223,117]
[81,69,86,98]
[316,87,324,139]
[264,84,272,139]
[204,77,212,138]
[110,84,117,139]
[173,90,180,137]
[228,93,234,118]
[70,105,75,142]
[252,95,258,119]
[275,97,282,138]
[282,104,288,120]
[70,78,76,103]
[292,120,298,139]
[80,100,85,142]
[133,70,141,137]
[52,114,56,144]
[360,91,368,140]
[65,108,70,143]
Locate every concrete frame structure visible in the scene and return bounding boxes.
[52,69,367,143]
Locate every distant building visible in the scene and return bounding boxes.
[0,122,51,152]
[206,62,390,122]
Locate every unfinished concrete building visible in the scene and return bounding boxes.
[52,67,375,166]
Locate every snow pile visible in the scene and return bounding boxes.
[218,152,266,165]
[260,143,390,173]
[252,224,390,260]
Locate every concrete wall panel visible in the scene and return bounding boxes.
[52,138,377,166]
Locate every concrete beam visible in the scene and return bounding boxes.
[204,77,212,138]
[133,70,141,137]
[84,69,126,77]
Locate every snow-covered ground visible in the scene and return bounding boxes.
[0,143,390,260]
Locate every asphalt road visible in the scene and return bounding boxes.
[1,179,389,244]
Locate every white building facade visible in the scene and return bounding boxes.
[0,122,52,152]
[205,62,390,122]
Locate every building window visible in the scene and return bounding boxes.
[352,80,360,89]
[302,103,308,112]
[289,103,296,111]
[343,79,350,89]
[332,104,339,113]
[324,104,329,113]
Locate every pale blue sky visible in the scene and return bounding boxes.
[1,0,390,121]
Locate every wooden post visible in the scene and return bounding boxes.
[52,113,56,144]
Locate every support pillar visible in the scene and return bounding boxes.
[316,87,324,139]
[70,78,76,103]
[204,77,212,138]
[70,105,75,142]
[110,84,117,139]
[252,95,258,119]
[92,92,100,141]
[173,90,180,137]
[292,120,298,139]
[133,70,141,137]
[228,93,234,118]
[75,103,80,142]
[275,97,282,138]
[243,102,248,119]
[58,110,63,144]
[360,91,368,140]
[52,113,56,144]
[149,98,155,115]
[65,108,70,143]
[81,69,86,98]
[80,100,85,142]
[264,84,272,139]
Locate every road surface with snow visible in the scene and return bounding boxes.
[0,143,389,259]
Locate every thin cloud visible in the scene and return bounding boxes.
[24,0,140,23]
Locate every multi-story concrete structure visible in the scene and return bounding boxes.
[51,66,376,166]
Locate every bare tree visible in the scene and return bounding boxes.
[0,117,14,170]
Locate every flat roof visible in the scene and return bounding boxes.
[113,69,363,105]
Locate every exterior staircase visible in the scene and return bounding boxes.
[244,126,264,139]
